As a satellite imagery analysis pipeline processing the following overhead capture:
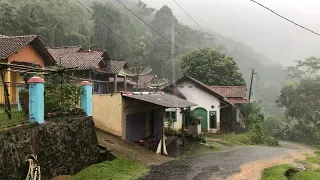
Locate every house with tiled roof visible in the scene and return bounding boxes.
[47,46,131,93]
[0,35,55,104]
[132,74,155,91]
[162,75,248,134]
[207,86,248,131]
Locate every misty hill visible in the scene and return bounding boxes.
[0,0,283,115]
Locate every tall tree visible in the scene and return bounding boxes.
[91,2,139,58]
[285,56,320,80]
[181,48,246,86]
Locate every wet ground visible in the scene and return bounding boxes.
[139,141,314,180]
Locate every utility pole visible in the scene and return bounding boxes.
[248,69,256,102]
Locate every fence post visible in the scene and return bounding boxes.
[17,85,23,111]
[80,81,92,116]
[28,76,45,123]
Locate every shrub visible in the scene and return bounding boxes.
[249,123,279,146]
[249,123,265,144]
[43,70,83,117]
[264,136,280,146]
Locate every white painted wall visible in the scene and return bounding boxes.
[164,108,183,131]
[165,80,221,132]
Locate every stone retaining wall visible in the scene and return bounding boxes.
[0,116,100,180]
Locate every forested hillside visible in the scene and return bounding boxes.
[0,0,284,115]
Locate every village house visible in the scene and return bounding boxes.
[0,35,55,105]
[163,75,248,134]
[92,92,196,152]
[47,46,133,93]
[133,74,155,92]
[207,86,248,132]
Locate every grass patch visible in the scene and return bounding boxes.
[305,157,320,165]
[186,141,225,157]
[295,156,320,172]
[261,164,294,180]
[0,111,29,130]
[71,157,148,180]
[225,133,251,145]
[187,143,214,156]
[292,171,320,180]
[314,151,320,156]
[203,133,227,139]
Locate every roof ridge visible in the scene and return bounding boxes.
[208,86,246,88]
[0,35,37,39]
[47,46,82,49]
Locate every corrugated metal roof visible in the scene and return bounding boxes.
[122,93,197,108]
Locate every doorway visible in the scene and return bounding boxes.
[209,111,217,129]
[192,107,208,131]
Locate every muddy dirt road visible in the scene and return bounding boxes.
[139,141,314,180]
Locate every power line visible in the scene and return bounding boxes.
[76,0,146,58]
[172,0,215,41]
[171,0,233,56]
[115,0,186,54]
[250,0,320,36]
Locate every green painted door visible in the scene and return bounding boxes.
[193,108,208,131]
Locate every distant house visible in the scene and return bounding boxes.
[207,86,248,131]
[163,75,248,133]
[108,77,136,92]
[47,46,130,93]
[0,35,55,105]
[133,74,155,92]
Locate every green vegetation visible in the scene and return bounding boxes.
[261,164,294,180]
[186,141,225,156]
[225,133,251,145]
[0,111,28,130]
[263,154,320,180]
[270,57,320,145]
[292,171,320,180]
[71,157,148,180]
[180,48,246,86]
[314,151,320,156]
[305,157,320,165]
[225,132,278,146]
[43,67,83,117]
[0,0,286,117]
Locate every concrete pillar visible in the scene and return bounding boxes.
[80,81,92,116]
[28,76,45,123]
[17,85,23,111]
[124,76,127,92]
[114,75,118,93]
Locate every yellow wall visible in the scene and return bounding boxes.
[92,93,123,137]
[8,44,45,67]
[92,93,165,141]
[0,44,45,104]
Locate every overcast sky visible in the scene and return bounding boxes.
[144,0,320,66]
